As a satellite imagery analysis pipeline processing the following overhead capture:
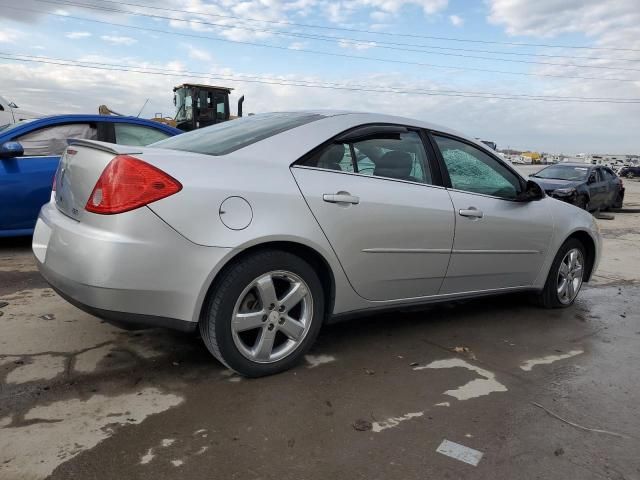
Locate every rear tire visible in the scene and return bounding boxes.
[534,238,586,309]
[200,250,324,377]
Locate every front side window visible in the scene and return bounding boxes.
[152,112,324,156]
[301,130,432,184]
[16,123,97,156]
[433,135,520,199]
[114,123,171,146]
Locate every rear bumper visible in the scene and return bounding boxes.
[33,202,232,330]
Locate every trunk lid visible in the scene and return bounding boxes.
[54,140,143,221]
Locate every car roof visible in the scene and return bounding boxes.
[293,110,461,135]
[0,114,182,139]
[175,110,498,167]
[546,163,594,168]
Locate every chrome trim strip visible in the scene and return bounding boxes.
[362,248,451,254]
[452,249,540,254]
[362,248,539,254]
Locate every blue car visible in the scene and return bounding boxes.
[0,115,181,237]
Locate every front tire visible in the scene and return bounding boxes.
[612,191,624,209]
[534,239,586,308]
[200,250,324,377]
[575,195,589,210]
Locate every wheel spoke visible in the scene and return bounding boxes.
[255,274,278,308]
[567,279,575,299]
[557,279,568,298]
[559,262,569,278]
[573,265,584,279]
[253,326,277,361]
[233,311,265,332]
[569,250,578,270]
[279,316,305,340]
[280,282,308,311]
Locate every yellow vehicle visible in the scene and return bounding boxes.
[99,84,245,132]
[173,84,244,132]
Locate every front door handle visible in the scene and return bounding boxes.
[459,207,483,218]
[323,193,360,205]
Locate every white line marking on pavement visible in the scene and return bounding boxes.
[372,412,424,432]
[414,358,507,400]
[520,350,584,371]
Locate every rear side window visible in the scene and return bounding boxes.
[114,123,171,146]
[302,130,433,184]
[151,112,324,156]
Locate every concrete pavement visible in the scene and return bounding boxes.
[1,174,639,480]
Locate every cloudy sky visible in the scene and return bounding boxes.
[1,0,639,153]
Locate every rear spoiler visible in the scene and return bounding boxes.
[67,139,144,155]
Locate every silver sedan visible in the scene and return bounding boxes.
[33,111,601,377]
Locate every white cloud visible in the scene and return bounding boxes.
[356,0,448,15]
[100,35,137,45]
[324,0,448,22]
[288,42,307,50]
[183,44,213,61]
[449,14,463,27]
[338,39,377,50]
[487,0,640,39]
[0,30,20,43]
[65,31,92,39]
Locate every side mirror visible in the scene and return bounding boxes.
[588,173,597,184]
[0,141,24,159]
[517,180,545,202]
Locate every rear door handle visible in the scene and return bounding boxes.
[323,193,360,205]
[459,208,483,218]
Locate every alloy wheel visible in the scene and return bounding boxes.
[556,248,584,305]
[231,270,313,363]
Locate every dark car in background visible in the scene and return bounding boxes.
[530,163,624,211]
[618,165,640,179]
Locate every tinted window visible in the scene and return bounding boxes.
[16,123,97,156]
[114,124,171,146]
[302,130,432,184]
[434,135,520,199]
[151,112,324,156]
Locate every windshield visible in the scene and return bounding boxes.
[151,112,325,156]
[174,87,192,123]
[533,165,590,181]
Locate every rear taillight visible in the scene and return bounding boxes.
[85,155,182,214]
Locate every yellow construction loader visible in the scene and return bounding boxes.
[99,83,245,132]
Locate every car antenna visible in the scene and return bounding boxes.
[136,98,150,118]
